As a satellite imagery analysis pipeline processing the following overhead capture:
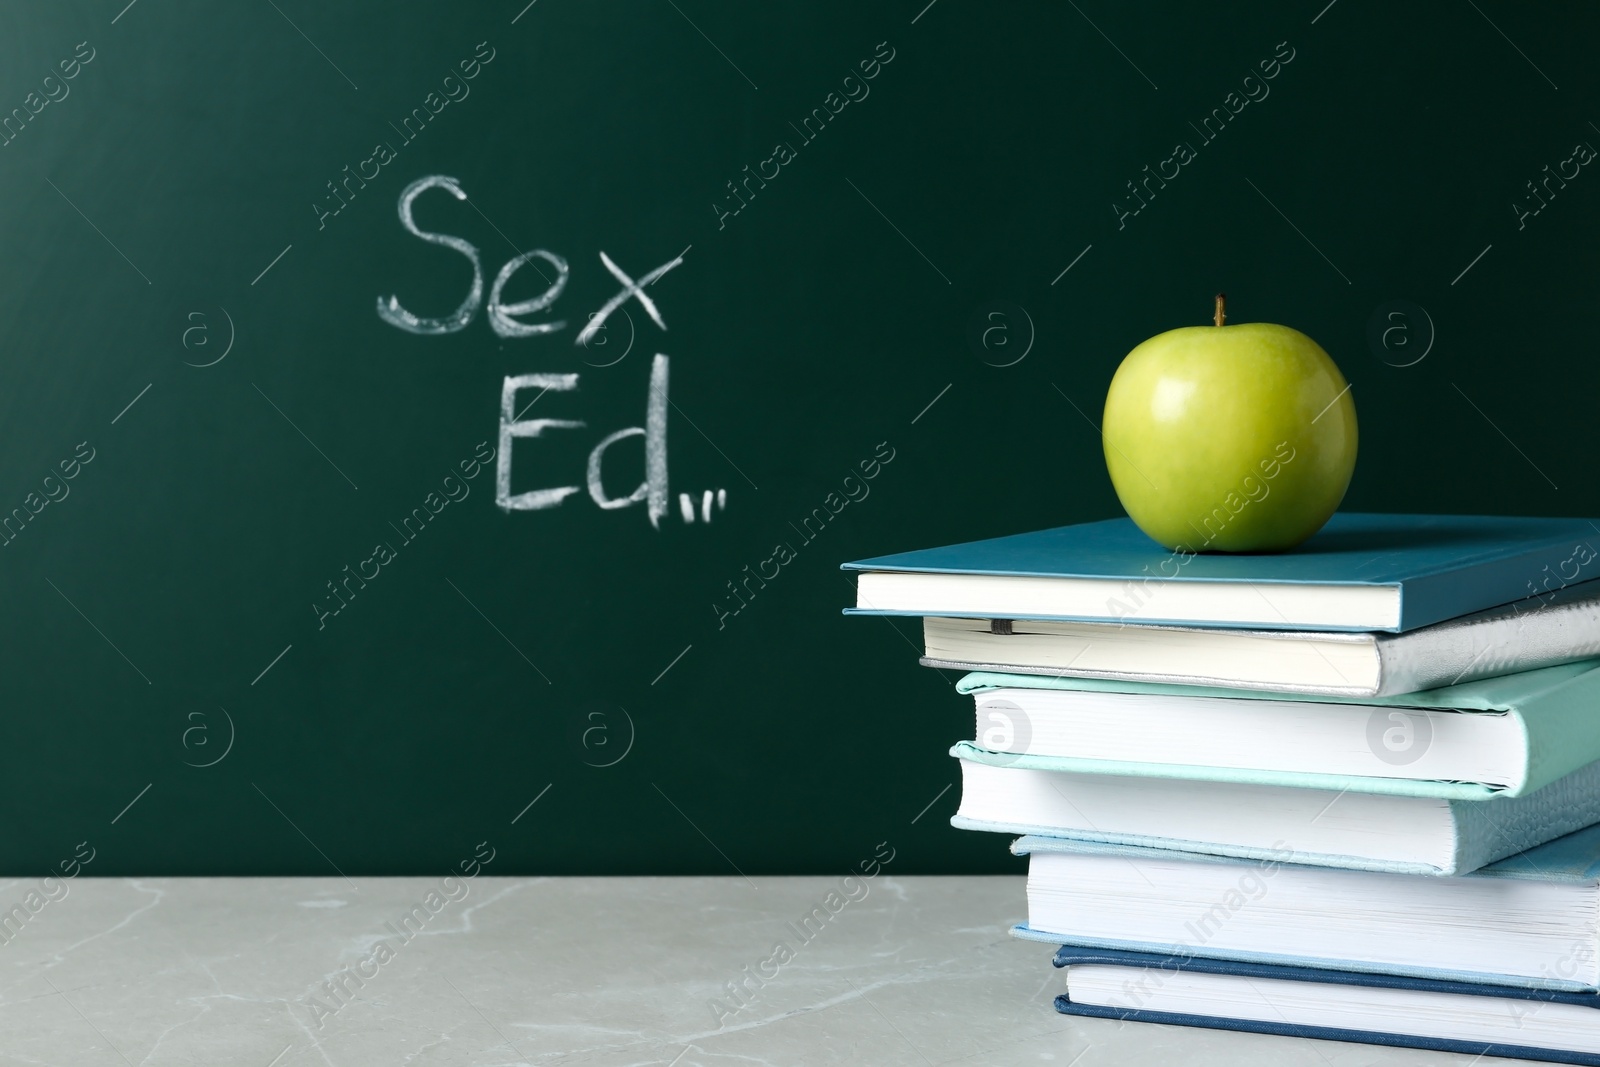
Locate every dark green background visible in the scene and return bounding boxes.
[0,1,1592,874]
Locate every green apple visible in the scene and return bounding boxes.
[1102,296,1357,553]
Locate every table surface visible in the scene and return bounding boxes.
[0,874,1526,1066]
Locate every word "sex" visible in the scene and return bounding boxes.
[375,175,683,344]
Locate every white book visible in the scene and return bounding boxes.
[952,755,1600,876]
[1015,834,1600,988]
[954,659,1600,797]
[921,580,1600,695]
[1057,959,1600,1062]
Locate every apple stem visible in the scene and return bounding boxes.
[1214,293,1226,327]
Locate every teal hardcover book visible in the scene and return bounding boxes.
[952,660,1600,799]
[843,513,1600,632]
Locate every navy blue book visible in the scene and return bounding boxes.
[843,513,1600,632]
[1052,946,1600,1065]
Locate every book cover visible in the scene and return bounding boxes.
[844,513,1600,632]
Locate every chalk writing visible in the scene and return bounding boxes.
[379,176,719,530]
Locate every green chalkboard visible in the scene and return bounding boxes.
[1,0,1596,875]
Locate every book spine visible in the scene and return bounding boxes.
[1399,538,1599,631]
[1449,758,1600,875]
[1374,593,1600,696]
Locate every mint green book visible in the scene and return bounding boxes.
[954,659,1600,800]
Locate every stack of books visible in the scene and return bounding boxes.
[846,514,1600,1064]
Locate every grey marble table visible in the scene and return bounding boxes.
[0,875,1527,1065]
